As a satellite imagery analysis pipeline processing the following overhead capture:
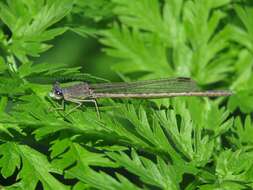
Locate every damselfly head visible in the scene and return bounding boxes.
[49,82,64,100]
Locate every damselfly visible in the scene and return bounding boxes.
[49,77,232,117]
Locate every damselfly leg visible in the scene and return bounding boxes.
[64,98,100,118]
[49,99,65,112]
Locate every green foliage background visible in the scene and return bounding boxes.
[0,0,253,189]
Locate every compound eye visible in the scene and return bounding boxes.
[55,89,63,96]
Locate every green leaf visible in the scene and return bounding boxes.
[0,56,7,73]
[228,90,253,113]
[113,0,172,44]
[231,116,253,146]
[216,149,253,184]
[67,166,141,190]
[52,141,117,170]
[183,1,234,84]
[0,142,21,178]
[72,0,115,22]
[199,181,248,190]
[0,97,24,137]
[228,49,253,113]
[234,5,253,51]
[107,149,179,190]
[0,142,68,190]
[0,0,73,62]
[109,104,181,159]
[156,98,232,167]
[0,77,26,95]
[100,24,172,78]
[70,26,97,38]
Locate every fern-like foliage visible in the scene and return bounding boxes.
[0,0,253,190]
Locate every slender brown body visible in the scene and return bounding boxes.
[49,78,232,117]
[92,91,232,98]
[56,77,232,100]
